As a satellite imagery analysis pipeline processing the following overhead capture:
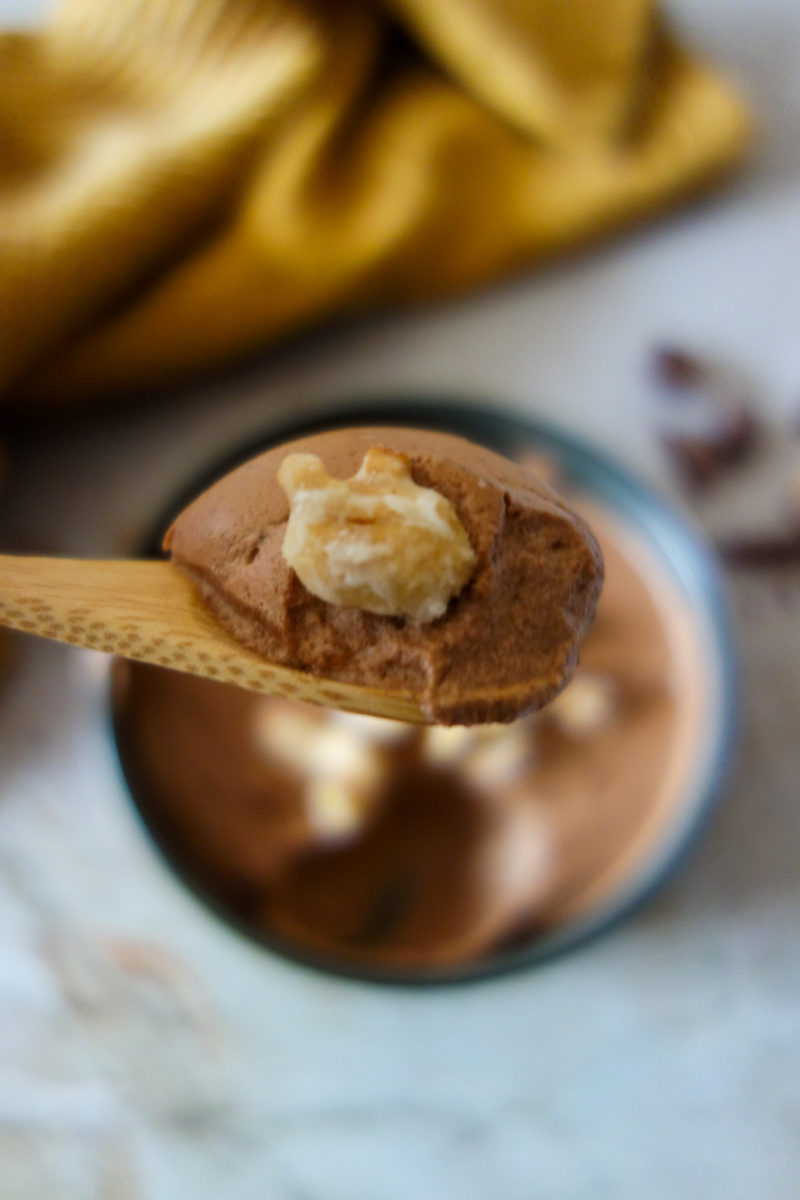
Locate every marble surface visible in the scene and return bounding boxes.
[1,1,800,1196]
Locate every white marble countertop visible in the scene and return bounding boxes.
[1,1,799,1197]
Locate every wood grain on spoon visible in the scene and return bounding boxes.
[0,555,426,722]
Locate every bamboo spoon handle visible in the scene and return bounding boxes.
[0,555,425,722]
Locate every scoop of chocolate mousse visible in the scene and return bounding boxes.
[164,428,604,724]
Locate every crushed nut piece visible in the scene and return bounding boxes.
[278,447,477,621]
[305,777,375,837]
[422,725,474,765]
[549,673,617,735]
[422,723,535,788]
[329,710,412,745]
[253,705,385,837]
[462,725,534,788]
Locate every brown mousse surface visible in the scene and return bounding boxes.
[164,427,604,723]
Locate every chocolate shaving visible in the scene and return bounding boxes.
[717,531,800,567]
[650,344,761,489]
[662,436,719,489]
[651,347,710,392]
[662,408,759,490]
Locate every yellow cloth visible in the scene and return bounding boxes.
[0,0,750,408]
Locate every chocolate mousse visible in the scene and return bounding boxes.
[164,428,604,723]
[112,494,708,973]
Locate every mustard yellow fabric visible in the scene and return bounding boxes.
[0,0,750,408]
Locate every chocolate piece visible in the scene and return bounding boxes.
[165,428,604,724]
[650,344,760,490]
[788,457,800,522]
[661,407,758,490]
[717,531,800,567]
[651,346,711,392]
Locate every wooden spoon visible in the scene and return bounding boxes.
[0,555,425,722]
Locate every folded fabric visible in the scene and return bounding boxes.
[0,0,750,409]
